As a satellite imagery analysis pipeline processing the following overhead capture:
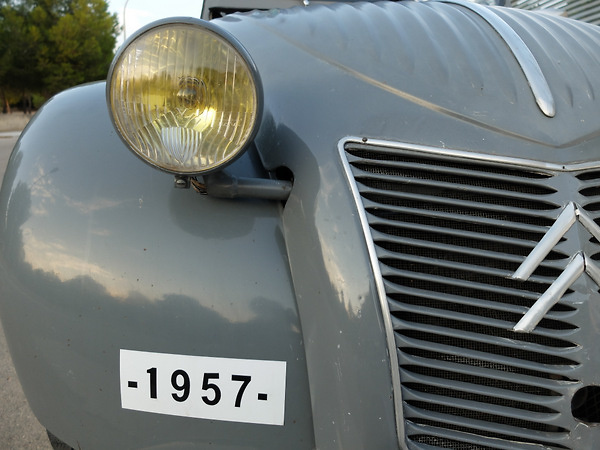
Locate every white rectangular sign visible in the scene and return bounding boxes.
[120,349,286,426]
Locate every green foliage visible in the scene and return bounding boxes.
[0,0,119,110]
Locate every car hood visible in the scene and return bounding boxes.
[216,1,600,165]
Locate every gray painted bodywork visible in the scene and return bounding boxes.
[1,1,600,448]
[0,82,315,448]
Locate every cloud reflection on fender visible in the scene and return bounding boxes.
[9,143,289,327]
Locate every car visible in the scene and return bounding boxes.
[2,0,600,448]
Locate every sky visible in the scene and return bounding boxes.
[108,0,205,47]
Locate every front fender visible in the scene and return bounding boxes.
[0,82,314,449]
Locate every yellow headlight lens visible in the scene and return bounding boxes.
[108,19,261,175]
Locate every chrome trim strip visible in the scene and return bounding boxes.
[514,251,600,333]
[512,202,600,281]
[577,206,600,242]
[337,139,406,448]
[511,203,600,332]
[584,255,600,287]
[512,202,577,281]
[436,0,556,118]
[514,253,585,332]
[342,136,600,172]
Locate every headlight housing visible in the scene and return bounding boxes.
[107,18,262,175]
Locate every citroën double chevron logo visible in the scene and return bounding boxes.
[511,202,600,333]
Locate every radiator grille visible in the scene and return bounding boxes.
[342,140,600,449]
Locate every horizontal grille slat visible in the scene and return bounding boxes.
[400,373,563,412]
[403,403,569,441]
[380,252,528,280]
[361,189,556,217]
[393,319,578,362]
[345,145,553,180]
[368,214,556,256]
[395,331,578,371]
[402,385,561,415]
[389,300,578,339]
[402,387,561,419]
[400,361,564,397]
[373,223,544,259]
[387,288,578,331]
[376,241,533,275]
[386,281,549,315]
[341,139,600,448]
[350,160,557,195]
[383,268,578,318]
[363,199,557,235]
[382,266,550,298]
[407,419,567,450]
[380,247,564,283]
[404,421,566,450]
[399,344,578,381]
[355,173,557,208]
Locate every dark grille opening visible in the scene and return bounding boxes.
[576,171,600,181]
[367,208,555,243]
[391,294,577,331]
[382,261,552,294]
[572,386,600,423]
[373,224,546,258]
[345,146,553,180]
[400,347,577,381]
[377,241,565,275]
[402,365,561,396]
[408,419,570,449]
[408,435,498,450]
[351,162,556,194]
[363,192,556,226]
[398,330,579,366]
[579,186,600,197]
[357,177,557,210]
[407,401,568,433]
[579,201,600,212]
[386,275,576,311]
[396,312,576,349]
[404,383,557,413]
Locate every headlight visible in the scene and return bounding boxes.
[107,18,262,175]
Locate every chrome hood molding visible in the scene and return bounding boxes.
[220,1,600,148]
[436,0,555,118]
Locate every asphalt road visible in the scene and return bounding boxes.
[0,132,52,450]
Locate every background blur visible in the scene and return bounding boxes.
[0,0,202,115]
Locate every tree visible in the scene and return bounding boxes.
[0,0,119,111]
[0,1,39,112]
[43,0,119,93]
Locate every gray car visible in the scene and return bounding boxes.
[2,0,600,448]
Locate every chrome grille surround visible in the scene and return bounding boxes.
[339,137,600,449]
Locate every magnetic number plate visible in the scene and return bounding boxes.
[120,349,286,425]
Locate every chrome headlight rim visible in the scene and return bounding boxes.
[106,17,264,176]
